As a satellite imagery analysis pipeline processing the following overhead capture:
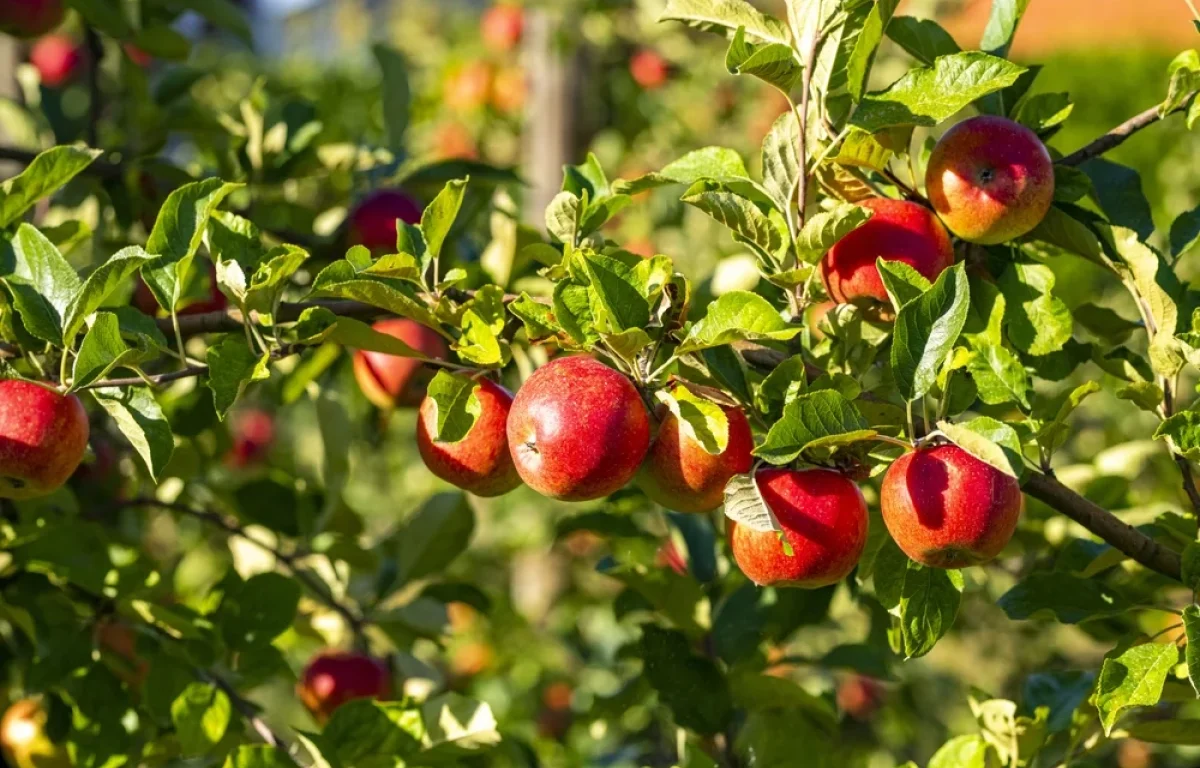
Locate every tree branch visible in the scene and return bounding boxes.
[1059,96,1195,167]
[120,498,371,638]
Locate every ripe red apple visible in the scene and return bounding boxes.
[490,65,527,115]
[0,0,65,38]
[348,189,423,252]
[880,444,1024,568]
[0,699,69,768]
[417,378,522,497]
[30,35,80,88]
[728,469,868,588]
[352,319,449,409]
[481,4,523,52]
[820,197,954,305]
[630,49,670,90]
[837,675,886,720]
[507,356,650,501]
[926,115,1054,245]
[133,262,227,316]
[639,405,754,513]
[445,61,494,113]
[226,408,275,468]
[298,651,391,723]
[0,380,89,500]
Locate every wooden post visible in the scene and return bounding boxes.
[520,8,575,231]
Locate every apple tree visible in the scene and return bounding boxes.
[2,0,1200,767]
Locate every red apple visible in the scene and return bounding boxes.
[880,444,1024,568]
[728,469,868,588]
[0,380,89,500]
[639,405,754,513]
[352,319,449,409]
[30,35,80,88]
[434,121,480,161]
[481,4,523,52]
[926,115,1054,245]
[0,0,65,39]
[507,356,650,501]
[299,651,391,723]
[820,197,954,305]
[226,408,275,468]
[123,43,152,67]
[133,262,227,316]
[490,65,527,115]
[417,378,522,497]
[445,61,494,113]
[630,49,669,90]
[0,699,69,768]
[837,675,886,720]
[348,189,423,252]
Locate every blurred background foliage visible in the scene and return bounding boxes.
[3,0,1200,766]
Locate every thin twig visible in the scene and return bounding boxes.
[1059,96,1195,167]
[121,497,370,638]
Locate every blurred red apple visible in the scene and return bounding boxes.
[226,408,275,468]
[352,319,449,409]
[481,4,523,52]
[490,65,527,114]
[0,0,65,39]
[630,49,669,90]
[298,651,391,723]
[445,61,494,112]
[837,675,886,720]
[30,35,80,87]
[123,44,152,67]
[0,698,69,768]
[348,189,424,252]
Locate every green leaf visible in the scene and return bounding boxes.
[761,113,802,215]
[421,178,468,266]
[142,179,242,311]
[552,282,597,346]
[373,44,411,150]
[321,700,422,765]
[998,572,1131,624]
[756,390,871,465]
[725,27,802,92]
[1082,160,1155,243]
[3,223,82,344]
[1154,410,1200,460]
[928,736,997,768]
[71,312,151,390]
[545,192,583,246]
[0,145,102,228]
[220,572,300,650]
[425,371,482,443]
[795,204,874,264]
[395,493,474,584]
[845,0,900,101]
[968,342,1030,409]
[1035,381,1100,450]
[851,53,1026,133]
[1116,381,1164,413]
[936,416,1025,480]
[170,683,231,756]
[222,745,297,768]
[877,258,931,311]
[980,0,1031,57]
[1014,92,1074,133]
[420,692,501,756]
[1161,49,1200,117]
[1183,604,1200,697]
[637,625,733,734]
[678,291,801,353]
[62,245,155,346]
[874,542,963,659]
[1095,642,1179,735]
[885,16,961,66]
[1170,206,1200,258]
[244,245,308,316]
[757,354,808,416]
[507,293,559,340]
[1108,225,1181,341]
[308,261,440,330]
[891,263,970,402]
[723,472,781,532]
[659,0,791,45]
[206,335,270,419]
[615,147,751,197]
[91,387,174,480]
[997,260,1072,356]
[1026,205,1104,264]
[657,384,730,455]
[1126,720,1200,745]
[681,188,782,259]
[583,252,652,332]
